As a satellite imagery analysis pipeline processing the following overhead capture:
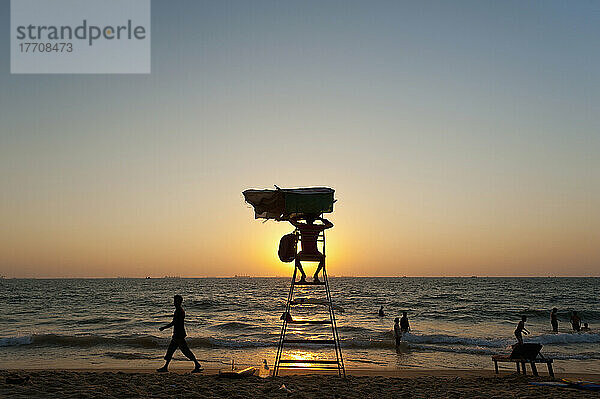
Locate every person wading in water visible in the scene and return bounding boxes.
[551,308,559,333]
[400,312,410,335]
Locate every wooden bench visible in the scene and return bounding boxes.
[492,343,554,378]
[492,354,554,378]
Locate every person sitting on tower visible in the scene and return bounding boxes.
[289,214,333,283]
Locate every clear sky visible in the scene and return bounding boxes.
[1,1,599,277]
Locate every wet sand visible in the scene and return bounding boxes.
[2,368,598,398]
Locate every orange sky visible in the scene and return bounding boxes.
[1,178,598,277]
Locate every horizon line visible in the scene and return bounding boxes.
[2,275,599,279]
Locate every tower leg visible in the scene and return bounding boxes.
[274,266,297,377]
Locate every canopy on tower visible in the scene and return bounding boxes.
[243,187,335,220]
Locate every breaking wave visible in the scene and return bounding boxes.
[3,331,598,352]
[211,322,260,331]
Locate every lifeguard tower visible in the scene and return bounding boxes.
[243,187,345,377]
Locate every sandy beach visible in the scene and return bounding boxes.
[2,368,598,398]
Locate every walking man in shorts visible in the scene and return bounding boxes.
[157,294,202,373]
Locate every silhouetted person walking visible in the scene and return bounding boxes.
[157,295,202,373]
[515,315,529,345]
[400,312,410,334]
[570,311,581,332]
[289,214,333,283]
[379,306,385,317]
[551,308,559,332]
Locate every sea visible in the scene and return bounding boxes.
[1,277,599,373]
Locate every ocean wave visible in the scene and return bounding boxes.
[342,332,600,352]
[373,308,600,322]
[211,322,260,331]
[0,334,271,350]
[337,326,372,334]
[0,336,33,347]
[0,334,166,349]
[513,309,600,321]
[551,352,600,361]
[196,337,272,348]
[408,344,499,356]
[395,332,600,347]
[529,332,600,345]
[189,299,222,309]
[76,317,131,325]
[399,333,508,348]
[2,331,599,354]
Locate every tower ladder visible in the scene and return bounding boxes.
[273,229,345,377]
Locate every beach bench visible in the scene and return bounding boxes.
[492,343,554,378]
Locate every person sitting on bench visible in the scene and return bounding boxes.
[289,214,333,283]
[492,343,555,378]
